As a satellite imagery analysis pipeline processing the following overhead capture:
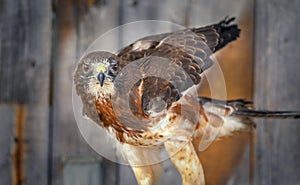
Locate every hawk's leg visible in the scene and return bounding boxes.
[121,144,162,185]
[164,140,205,185]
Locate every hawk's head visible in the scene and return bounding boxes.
[74,51,120,98]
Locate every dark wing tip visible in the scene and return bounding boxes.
[214,16,241,51]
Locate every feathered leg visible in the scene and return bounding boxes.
[121,144,162,185]
[164,140,205,185]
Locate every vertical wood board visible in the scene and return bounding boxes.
[254,0,300,184]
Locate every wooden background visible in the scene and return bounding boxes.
[1,0,300,185]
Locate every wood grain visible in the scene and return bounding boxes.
[0,0,51,104]
[254,0,300,184]
[0,105,16,185]
[62,157,103,185]
[0,0,52,185]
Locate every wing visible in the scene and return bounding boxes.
[116,17,240,117]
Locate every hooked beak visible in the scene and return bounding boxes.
[97,72,106,87]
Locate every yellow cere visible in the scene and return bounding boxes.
[96,65,107,73]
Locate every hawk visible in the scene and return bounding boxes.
[74,17,300,185]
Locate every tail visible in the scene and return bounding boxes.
[232,109,300,119]
[198,96,300,119]
[191,16,241,52]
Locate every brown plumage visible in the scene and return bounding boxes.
[74,17,300,185]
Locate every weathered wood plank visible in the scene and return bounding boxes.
[0,0,52,185]
[51,1,119,185]
[0,105,16,185]
[63,157,103,185]
[23,105,50,185]
[254,0,300,184]
[0,0,51,104]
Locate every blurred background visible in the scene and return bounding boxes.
[0,0,300,185]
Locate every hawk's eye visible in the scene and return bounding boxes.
[82,63,90,73]
[111,63,118,71]
[109,58,119,74]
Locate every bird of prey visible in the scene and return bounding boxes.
[74,17,300,185]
